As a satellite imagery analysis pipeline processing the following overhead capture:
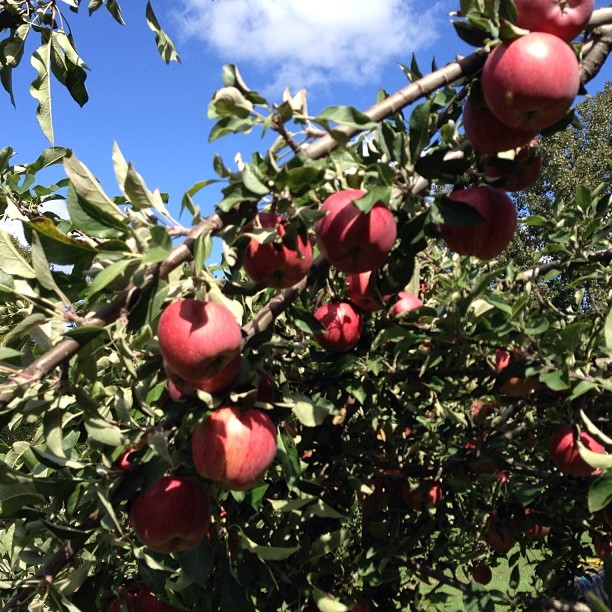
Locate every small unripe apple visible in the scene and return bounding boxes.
[191,406,277,490]
[314,189,397,273]
[390,291,423,317]
[347,270,390,312]
[158,299,242,382]
[472,563,493,585]
[440,187,517,260]
[513,0,595,43]
[549,425,605,477]
[314,302,363,352]
[243,212,313,288]
[482,32,580,132]
[130,475,211,554]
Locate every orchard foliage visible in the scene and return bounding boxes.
[0,1,611,611]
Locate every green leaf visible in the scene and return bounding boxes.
[312,587,350,612]
[0,228,36,278]
[577,440,612,471]
[177,542,215,588]
[588,470,612,513]
[239,533,299,561]
[145,1,180,64]
[435,196,485,226]
[87,258,139,297]
[64,152,126,222]
[30,39,54,143]
[210,86,254,119]
[290,395,332,427]
[605,307,612,351]
[84,415,125,447]
[66,186,126,239]
[123,163,157,211]
[0,482,44,516]
[0,347,22,361]
[351,186,391,214]
[1,313,47,346]
[316,106,378,130]
[30,231,69,301]
[409,100,432,161]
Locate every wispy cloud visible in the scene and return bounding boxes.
[174,0,443,96]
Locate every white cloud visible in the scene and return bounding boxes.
[174,0,443,95]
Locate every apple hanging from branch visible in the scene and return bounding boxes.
[313,302,363,352]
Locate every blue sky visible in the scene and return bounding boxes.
[2,0,610,236]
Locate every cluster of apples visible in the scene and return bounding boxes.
[444,0,594,262]
[123,297,278,561]
[244,188,423,353]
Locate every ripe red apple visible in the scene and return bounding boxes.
[549,426,606,477]
[347,270,390,312]
[484,140,543,192]
[523,508,551,540]
[390,291,423,317]
[495,349,544,397]
[484,514,517,552]
[463,97,538,154]
[130,475,211,554]
[313,302,363,352]
[594,537,612,559]
[513,0,595,43]
[470,399,501,426]
[440,186,517,260]
[158,299,242,382]
[603,503,612,528]
[472,563,493,585]
[107,586,180,611]
[191,406,277,491]
[314,189,397,273]
[402,481,443,511]
[243,212,313,288]
[165,354,241,397]
[482,32,580,131]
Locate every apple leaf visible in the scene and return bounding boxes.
[312,587,350,612]
[605,306,612,351]
[289,395,333,427]
[588,470,612,512]
[239,533,299,561]
[577,439,612,470]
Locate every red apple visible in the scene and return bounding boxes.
[191,406,277,491]
[314,189,397,273]
[402,481,443,511]
[390,291,423,317]
[513,0,595,43]
[549,425,606,477]
[594,537,612,559]
[130,475,211,554]
[484,140,543,192]
[243,212,313,288]
[165,354,241,397]
[603,503,612,528]
[313,302,363,352]
[523,508,551,540]
[347,270,390,312]
[483,514,516,552]
[440,186,517,260]
[470,399,501,426]
[158,299,242,382]
[472,563,493,585]
[495,349,544,397]
[107,585,181,611]
[463,97,538,154]
[482,32,580,131]
[353,600,371,612]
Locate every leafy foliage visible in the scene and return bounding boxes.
[0,3,611,612]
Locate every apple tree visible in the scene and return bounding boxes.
[0,1,611,610]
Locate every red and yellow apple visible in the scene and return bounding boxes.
[158,299,242,382]
[243,212,313,288]
[440,186,517,260]
[191,406,277,490]
[314,302,363,352]
[130,475,211,554]
[347,270,390,312]
[314,189,397,273]
[482,32,580,131]
[390,291,423,317]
